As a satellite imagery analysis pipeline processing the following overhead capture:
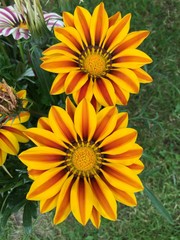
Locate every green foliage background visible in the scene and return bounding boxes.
[0,0,179,239]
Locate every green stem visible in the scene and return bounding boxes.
[18,40,26,63]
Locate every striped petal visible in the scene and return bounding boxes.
[102,164,143,192]
[128,159,144,174]
[107,68,139,93]
[65,97,76,121]
[28,168,46,180]
[54,27,84,53]
[132,68,153,83]
[90,176,117,220]
[103,13,131,51]
[93,106,118,142]
[113,49,153,69]
[37,117,52,131]
[110,80,130,105]
[43,43,78,60]
[90,2,109,46]
[63,12,74,27]
[105,144,143,165]
[24,128,67,150]
[114,112,128,130]
[0,149,7,166]
[71,177,93,225]
[50,73,68,95]
[18,146,65,170]
[64,71,89,94]
[54,175,74,224]
[74,99,97,141]
[2,124,28,143]
[73,78,93,104]
[109,12,121,27]
[94,78,116,106]
[99,128,137,155]
[41,56,78,73]
[49,106,77,144]
[0,129,19,155]
[74,6,91,46]
[40,194,58,213]
[112,30,150,53]
[26,167,68,200]
[90,207,101,228]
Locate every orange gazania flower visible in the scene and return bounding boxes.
[19,98,144,228]
[0,85,30,166]
[41,2,152,106]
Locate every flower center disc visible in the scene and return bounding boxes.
[72,146,96,171]
[83,53,106,76]
[19,22,28,30]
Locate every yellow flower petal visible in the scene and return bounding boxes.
[64,71,89,94]
[74,99,97,142]
[94,78,116,106]
[90,207,101,228]
[128,159,144,174]
[0,129,19,155]
[0,149,7,166]
[40,194,58,213]
[113,49,153,69]
[110,81,130,105]
[113,30,150,53]
[63,12,74,27]
[28,168,45,180]
[54,27,84,53]
[41,56,78,73]
[109,12,121,27]
[65,97,76,121]
[105,143,143,165]
[90,176,117,220]
[3,124,28,143]
[18,146,66,170]
[37,117,52,131]
[99,128,137,154]
[49,106,77,144]
[73,79,93,104]
[71,177,93,225]
[93,106,118,142]
[90,2,109,46]
[74,6,91,46]
[27,167,68,200]
[50,73,68,95]
[102,164,144,192]
[107,68,139,93]
[54,175,74,224]
[103,13,131,51]
[114,112,128,130]
[132,68,153,83]
[24,128,67,150]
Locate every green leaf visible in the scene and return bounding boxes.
[144,185,173,224]
[23,201,38,234]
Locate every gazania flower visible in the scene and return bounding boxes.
[41,2,153,106]
[19,98,144,228]
[0,81,30,166]
[0,4,63,40]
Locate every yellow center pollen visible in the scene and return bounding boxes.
[19,22,28,30]
[72,146,96,171]
[83,53,106,76]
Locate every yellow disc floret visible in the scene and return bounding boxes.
[72,146,96,171]
[83,53,106,76]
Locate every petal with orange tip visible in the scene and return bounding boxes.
[50,73,68,95]
[114,112,128,130]
[90,207,101,228]
[132,68,153,83]
[110,80,130,105]
[63,12,74,27]
[40,194,58,213]
[109,12,121,27]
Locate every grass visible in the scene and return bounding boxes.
[0,0,179,239]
